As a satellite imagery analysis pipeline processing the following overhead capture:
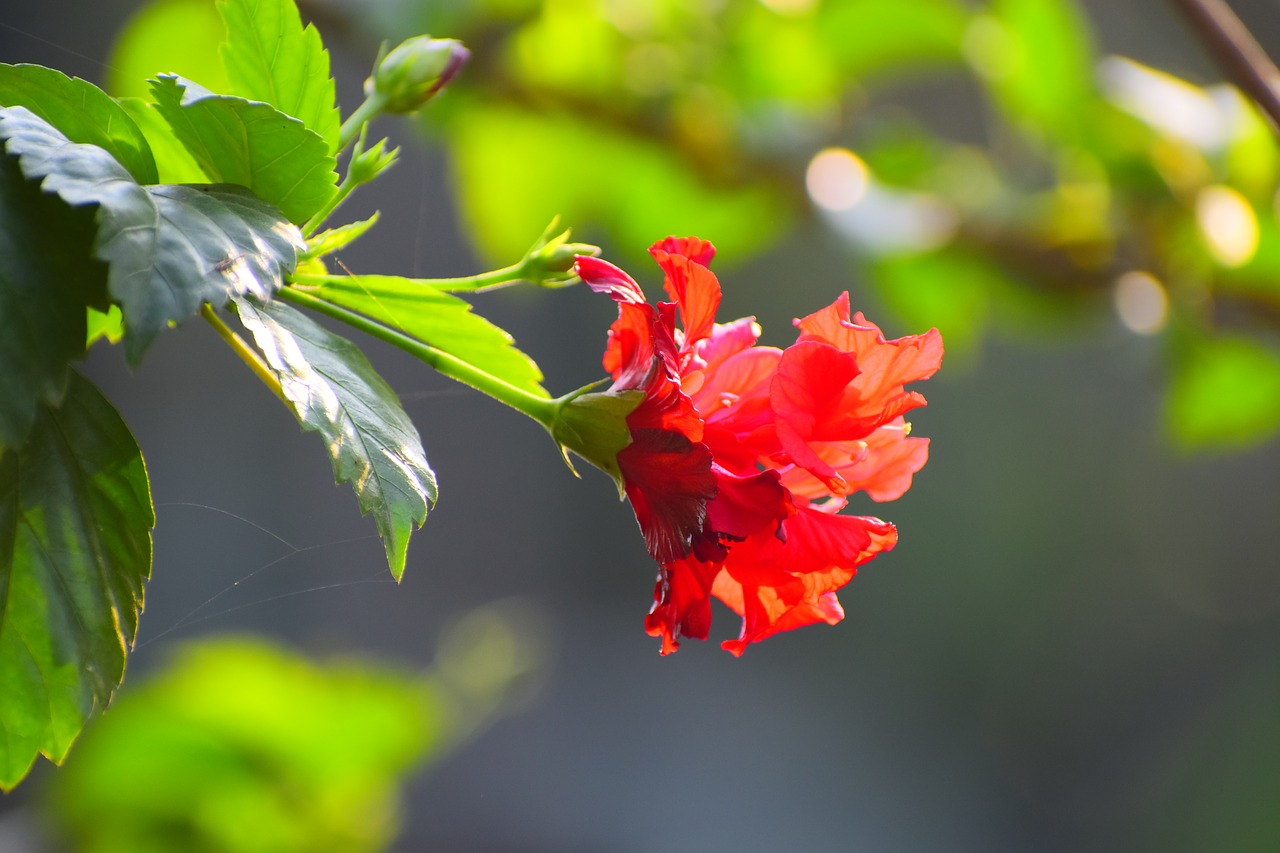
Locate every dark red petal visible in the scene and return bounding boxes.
[645,555,718,655]
[650,235,717,268]
[619,428,717,565]
[704,465,792,541]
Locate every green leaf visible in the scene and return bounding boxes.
[303,212,380,260]
[444,101,788,266]
[232,297,437,580]
[818,0,967,79]
[0,64,158,185]
[0,145,107,452]
[217,0,341,152]
[45,637,439,851]
[0,105,303,363]
[306,273,548,398]
[107,0,229,100]
[116,97,206,184]
[0,371,153,791]
[149,75,337,224]
[976,0,1096,140]
[1168,336,1280,449]
[86,306,124,347]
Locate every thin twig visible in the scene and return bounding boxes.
[1169,0,1280,132]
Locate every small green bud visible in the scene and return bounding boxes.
[522,218,602,287]
[347,134,399,186]
[367,36,470,114]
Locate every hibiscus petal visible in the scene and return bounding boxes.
[688,317,762,376]
[771,340,862,490]
[704,464,792,542]
[619,428,717,565]
[796,294,944,391]
[576,255,647,304]
[650,250,722,349]
[779,420,931,503]
[711,506,896,655]
[839,421,930,502]
[651,235,717,268]
[645,554,718,655]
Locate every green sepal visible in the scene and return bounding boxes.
[547,381,642,494]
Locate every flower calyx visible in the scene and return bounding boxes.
[546,380,643,492]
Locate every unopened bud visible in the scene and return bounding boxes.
[523,218,602,287]
[367,36,470,114]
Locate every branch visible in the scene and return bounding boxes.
[1169,0,1280,132]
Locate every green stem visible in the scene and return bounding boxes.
[278,286,557,425]
[303,172,360,239]
[291,261,530,294]
[200,303,286,403]
[338,94,385,155]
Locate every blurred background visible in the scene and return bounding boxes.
[4,0,1280,849]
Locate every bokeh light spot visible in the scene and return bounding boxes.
[1196,185,1258,267]
[806,147,868,212]
[1113,271,1169,335]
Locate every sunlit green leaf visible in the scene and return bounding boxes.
[86,306,125,347]
[0,147,107,451]
[0,64,158,185]
[305,273,547,398]
[304,212,380,260]
[107,0,229,100]
[116,97,206,184]
[218,0,341,152]
[1168,335,1280,449]
[0,371,153,791]
[232,297,437,580]
[0,105,303,363]
[149,75,337,224]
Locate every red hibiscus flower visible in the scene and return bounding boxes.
[574,238,942,655]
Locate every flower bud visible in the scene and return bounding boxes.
[366,36,470,114]
[347,134,399,185]
[522,218,602,287]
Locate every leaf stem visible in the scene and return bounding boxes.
[277,286,557,425]
[303,170,359,239]
[200,303,286,403]
[290,261,530,294]
[1169,0,1280,132]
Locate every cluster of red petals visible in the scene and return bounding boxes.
[575,238,942,655]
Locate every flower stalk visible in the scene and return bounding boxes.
[278,285,558,426]
[201,303,286,403]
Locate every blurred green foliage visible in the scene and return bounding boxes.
[40,601,549,852]
[355,0,1280,449]
[104,0,1280,449]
